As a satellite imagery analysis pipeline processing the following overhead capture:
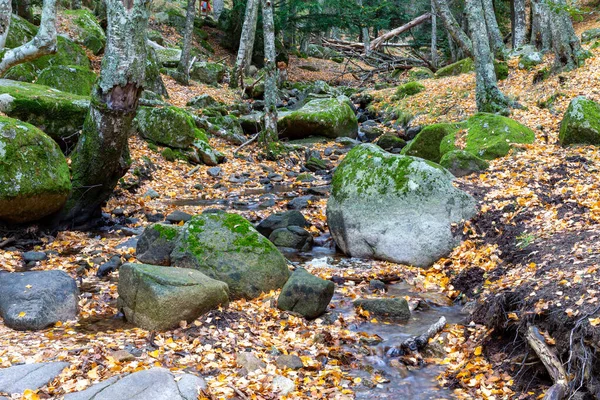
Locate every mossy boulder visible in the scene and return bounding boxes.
[36,65,97,96]
[145,47,169,98]
[439,150,489,177]
[278,96,358,139]
[354,298,410,320]
[4,14,37,49]
[0,79,89,146]
[33,36,91,70]
[190,62,226,85]
[277,268,334,319]
[559,96,600,146]
[327,144,476,267]
[434,58,474,78]
[136,223,183,266]
[494,60,509,80]
[582,28,600,43]
[518,50,543,70]
[170,213,291,300]
[64,9,107,55]
[395,81,425,98]
[0,116,72,223]
[156,48,182,68]
[441,113,535,160]
[376,134,406,151]
[3,63,39,83]
[402,122,465,163]
[136,106,203,149]
[408,67,434,80]
[117,263,229,331]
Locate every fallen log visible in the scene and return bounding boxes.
[525,325,568,400]
[387,316,447,357]
[370,13,432,52]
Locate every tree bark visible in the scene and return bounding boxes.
[356,0,370,55]
[58,0,149,227]
[231,0,259,88]
[530,0,551,51]
[481,0,506,58]
[0,0,57,77]
[16,0,32,21]
[511,0,527,49]
[176,0,197,85]
[260,0,278,158]
[431,0,438,68]
[71,0,82,9]
[0,0,11,50]
[213,0,224,20]
[433,0,472,56]
[369,13,432,52]
[466,0,511,114]
[547,0,586,71]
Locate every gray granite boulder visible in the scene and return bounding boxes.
[0,362,69,394]
[277,268,334,319]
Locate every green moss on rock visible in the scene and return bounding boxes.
[33,36,91,70]
[494,60,509,80]
[559,96,600,146]
[0,116,72,223]
[434,58,474,78]
[376,134,406,151]
[4,15,37,49]
[36,65,97,96]
[0,79,89,145]
[278,96,358,139]
[136,106,204,149]
[190,62,225,85]
[408,67,434,80]
[64,9,107,55]
[170,213,291,300]
[402,123,465,163]
[3,63,39,83]
[395,81,425,98]
[582,28,600,43]
[439,150,489,177]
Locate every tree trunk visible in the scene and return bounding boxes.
[433,0,472,56]
[431,0,438,68]
[260,0,278,158]
[0,0,11,50]
[58,0,149,227]
[231,0,259,88]
[547,0,586,71]
[71,0,82,9]
[511,0,527,48]
[530,0,551,51]
[356,0,370,54]
[481,0,505,58]
[447,29,457,62]
[213,0,224,20]
[176,0,197,85]
[466,0,511,114]
[0,0,57,77]
[16,0,32,21]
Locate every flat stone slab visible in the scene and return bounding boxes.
[0,362,69,394]
[64,368,206,400]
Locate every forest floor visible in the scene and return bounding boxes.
[3,11,600,400]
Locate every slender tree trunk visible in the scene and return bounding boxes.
[446,28,457,62]
[433,0,472,57]
[431,0,438,68]
[213,0,224,19]
[466,0,511,114]
[176,0,196,85]
[0,0,11,50]
[511,0,527,48]
[231,0,259,88]
[547,0,586,71]
[0,0,57,76]
[530,0,551,51]
[16,0,32,21]
[481,0,505,58]
[260,0,278,158]
[58,0,149,227]
[356,0,370,55]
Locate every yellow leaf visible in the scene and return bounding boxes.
[507,312,519,321]
[87,367,99,380]
[589,317,600,327]
[25,285,32,289]
[474,346,482,356]
[23,389,40,400]
[353,377,362,384]
[18,311,26,318]
[148,350,160,358]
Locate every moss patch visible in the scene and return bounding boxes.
[136,106,206,149]
[434,58,474,78]
[559,96,600,146]
[64,9,107,55]
[395,81,425,99]
[402,122,465,163]
[36,65,97,96]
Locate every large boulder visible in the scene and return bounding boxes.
[156,48,182,68]
[559,96,600,146]
[278,97,358,139]
[33,36,91,70]
[136,223,183,266]
[170,213,291,300]
[434,58,474,78]
[269,226,313,251]
[0,79,89,146]
[256,210,308,237]
[64,9,107,55]
[327,144,477,267]
[354,298,410,320]
[63,368,206,400]
[439,150,489,177]
[0,270,79,330]
[0,362,70,395]
[118,263,229,331]
[36,65,97,96]
[277,268,334,319]
[190,62,226,85]
[136,106,206,149]
[402,122,462,163]
[5,15,37,49]
[0,116,72,223]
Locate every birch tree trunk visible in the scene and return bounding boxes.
[0,0,57,76]
[433,0,472,57]
[356,0,370,55]
[431,0,438,68]
[530,0,551,51]
[231,0,259,88]
[176,0,197,85]
[260,0,279,158]
[213,0,224,20]
[58,0,149,227]
[466,0,511,114]
[0,0,11,50]
[547,0,587,71]
[511,0,527,49]
[481,0,506,58]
